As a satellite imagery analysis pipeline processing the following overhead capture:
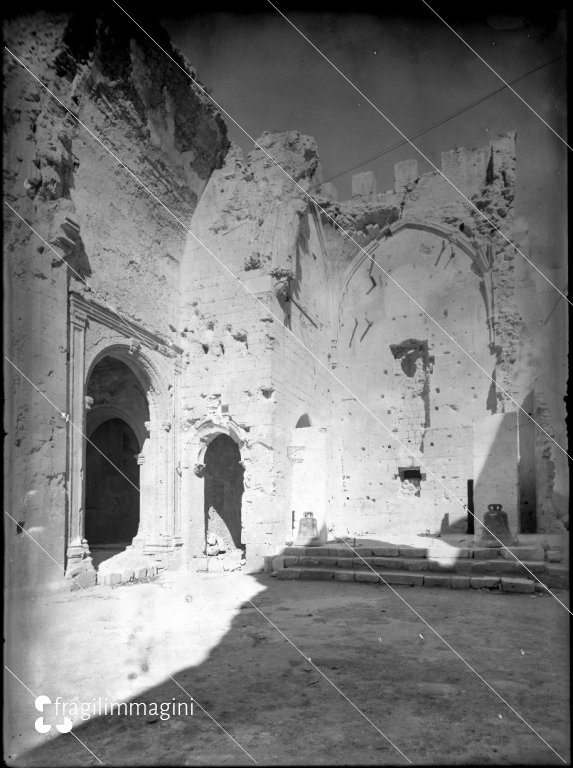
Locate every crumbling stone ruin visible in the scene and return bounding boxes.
[3,9,568,589]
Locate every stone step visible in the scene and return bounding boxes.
[282,544,548,562]
[279,555,551,578]
[273,563,568,591]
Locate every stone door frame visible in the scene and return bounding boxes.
[180,418,251,563]
[65,293,182,580]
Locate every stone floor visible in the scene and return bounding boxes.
[5,569,570,765]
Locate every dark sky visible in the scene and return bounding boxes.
[161,6,567,276]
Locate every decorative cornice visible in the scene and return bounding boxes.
[69,292,182,361]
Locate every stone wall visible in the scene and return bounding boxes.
[3,8,227,587]
[4,10,566,588]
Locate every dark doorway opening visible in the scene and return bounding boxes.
[204,434,244,552]
[85,418,140,548]
[467,479,475,535]
[519,391,537,533]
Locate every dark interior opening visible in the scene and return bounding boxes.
[85,418,140,546]
[467,479,475,534]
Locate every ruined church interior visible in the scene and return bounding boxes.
[3,3,569,765]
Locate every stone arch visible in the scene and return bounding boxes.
[181,418,252,562]
[191,418,247,466]
[85,342,171,427]
[86,404,147,449]
[337,219,483,317]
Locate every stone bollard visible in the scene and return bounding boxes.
[476,503,517,548]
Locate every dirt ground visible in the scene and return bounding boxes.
[4,570,570,766]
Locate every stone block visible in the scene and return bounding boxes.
[275,568,301,580]
[336,557,355,568]
[423,574,452,588]
[501,577,535,594]
[453,560,473,574]
[352,558,370,569]
[324,547,351,558]
[544,565,569,589]
[334,570,356,582]
[398,547,427,558]
[135,567,148,580]
[299,568,334,580]
[373,557,406,570]
[352,170,377,198]
[500,547,545,562]
[283,556,298,567]
[451,575,471,589]
[546,549,564,563]
[471,548,501,560]
[354,547,374,557]
[355,571,381,583]
[380,571,424,586]
[406,559,429,571]
[394,158,418,194]
[523,562,548,574]
[470,575,500,589]
[296,557,324,568]
[70,570,97,589]
[427,559,456,572]
[303,547,327,556]
[371,547,400,557]
[483,560,521,575]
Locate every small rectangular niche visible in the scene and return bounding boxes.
[396,466,425,497]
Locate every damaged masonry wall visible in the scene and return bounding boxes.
[4,8,228,587]
[4,10,567,588]
[191,129,568,551]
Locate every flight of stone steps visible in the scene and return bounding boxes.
[270,540,569,593]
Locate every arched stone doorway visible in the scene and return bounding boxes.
[203,434,244,555]
[84,356,149,567]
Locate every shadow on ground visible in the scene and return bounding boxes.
[9,558,570,767]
